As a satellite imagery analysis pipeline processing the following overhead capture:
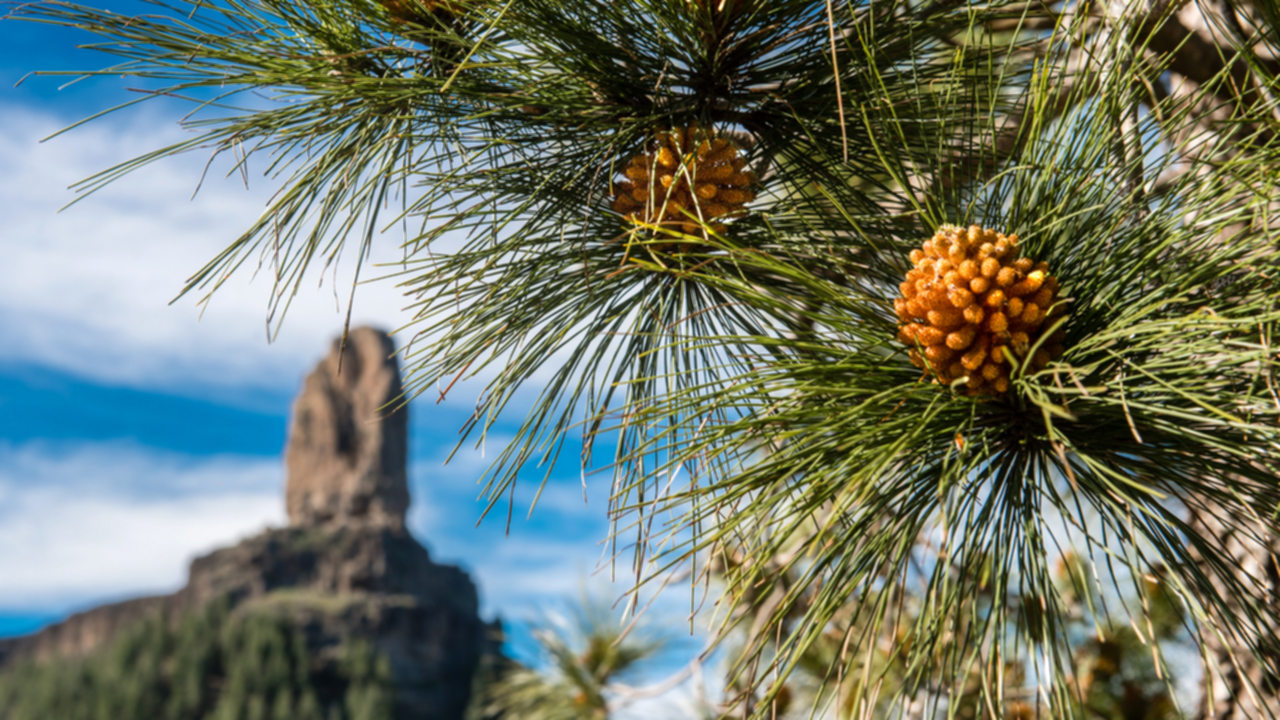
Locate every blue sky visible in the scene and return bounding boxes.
[0,3,709,696]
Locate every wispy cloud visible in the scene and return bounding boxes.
[0,104,415,401]
[0,440,283,610]
[0,440,282,499]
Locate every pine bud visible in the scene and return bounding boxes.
[895,225,1066,395]
[612,123,755,246]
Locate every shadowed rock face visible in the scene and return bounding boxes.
[286,327,410,529]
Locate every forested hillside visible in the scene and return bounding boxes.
[0,597,394,720]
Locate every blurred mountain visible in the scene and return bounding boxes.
[0,327,499,720]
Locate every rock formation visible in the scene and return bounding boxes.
[286,327,410,529]
[0,326,496,720]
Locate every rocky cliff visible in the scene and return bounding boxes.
[286,327,411,530]
[0,327,493,720]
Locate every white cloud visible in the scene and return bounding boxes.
[0,104,419,401]
[0,440,283,498]
[0,441,283,610]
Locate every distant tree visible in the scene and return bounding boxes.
[7,0,1280,717]
[470,594,674,720]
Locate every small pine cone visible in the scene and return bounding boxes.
[895,225,1066,396]
[611,123,755,244]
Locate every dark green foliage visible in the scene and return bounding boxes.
[0,599,394,720]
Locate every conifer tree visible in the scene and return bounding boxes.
[6,0,1280,717]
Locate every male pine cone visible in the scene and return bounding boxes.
[895,225,1065,395]
[612,124,755,241]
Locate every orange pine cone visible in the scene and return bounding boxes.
[895,225,1066,396]
[611,123,755,246]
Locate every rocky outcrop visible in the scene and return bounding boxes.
[0,595,168,668]
[0,327,495,720]
[286,327,410,530]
